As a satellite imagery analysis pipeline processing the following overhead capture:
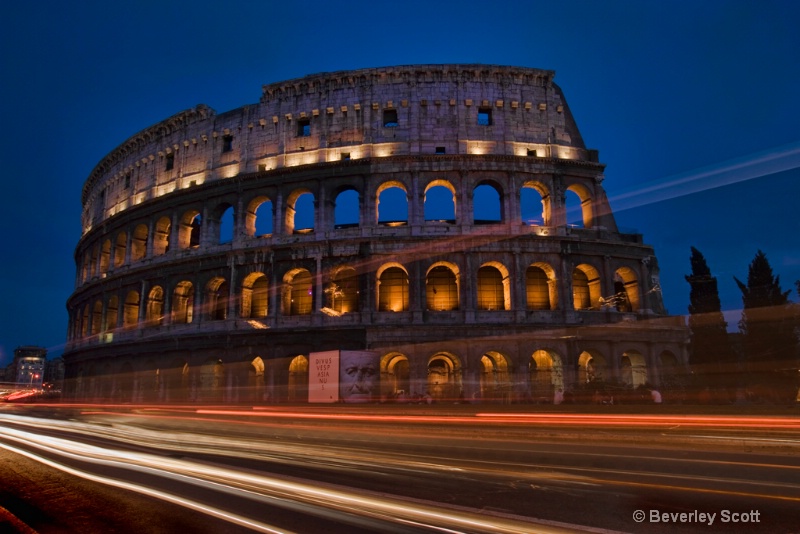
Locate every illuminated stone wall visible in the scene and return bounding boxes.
[65,65,688,404]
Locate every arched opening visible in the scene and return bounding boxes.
[114,232,127,268]
[376,182,408,226]
[105,295,119,331]
[218,205,234,244]
[80,305,89,338]
[288,355,309,402]
[578,350,607,384]
[81,252,90,282]
[659,351,682,393]
[245,196,273,237]
[427,353,461,401]
[89,246,99,278]
[123,291,139,328]
[241,272,268,318]
[377,264,409,312]
[99,240,111,275]
[249,357,266,402]
[172,281,194,324]
[146,286,164,325]
[572,264,601,310]
[199,358,224,402]
[89,300,102,336]
[334,189,359,228]
[424,181,456,223]
[426,263,459,311]
[477,263,509,311]
[480,351,512,403]
[381,353,410,400]
[526,264,556,310]
[283,269,313,316]
[473,183,502,224]
[613,267,640,312]
[205,277,229,320]
[286,190,314,234]
[131,224,148,262]
[153,216,171,255]
[329,267,358,314]
[521,182,549,226]
[529,350,564,402]
[178,210,201,249]
[621,351,648,388]
[140,361,160,402]
[565,184,593,229]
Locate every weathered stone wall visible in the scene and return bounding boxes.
[65,65,688,404]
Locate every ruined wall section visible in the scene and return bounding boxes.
[82,65,593,235]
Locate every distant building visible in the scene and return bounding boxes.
[64,65,689,403]
[13,346,47,388]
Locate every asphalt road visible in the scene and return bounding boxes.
[0,403,798,533]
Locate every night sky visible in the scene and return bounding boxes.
[1,0,798,365]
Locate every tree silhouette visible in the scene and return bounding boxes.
[734,250,797,371]
[685,247,736,388]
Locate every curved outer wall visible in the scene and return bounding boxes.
[65,65,687,403]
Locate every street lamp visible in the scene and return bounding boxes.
[29,373,39,388]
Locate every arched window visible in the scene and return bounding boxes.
[572,269,590,310]
[89,246,99,278]
[105,296,119,331]
[114,232,127,268]
[334,189,359,228]
[477,265,505,310]
[153,216,171,255]
[572,264,601,310]
[473,183,502,224]
[565,184,593,229]
[529,350,564,401]
[378,266,408,312]
[90,300,102,335]
[218,205,234,244]
[146,286,164,325]
[131,224,148,262]
[206,277,229,320]
[614,267,640,312]
[288,355,309,402]
[521,183,549,226]
[123,291,139,327]
[99,240,111,275]
[283,269,313,315]
[424,181,456,223]
[377,183,408,226]
[178,210,202,249]
[526,266,551,310]
[286,190,314,234]
[172,281,194,324]
[426,265,459,311]
[245,196,273,237]
[330,267,358,313]
[621,351,648,387]
[242,273,268,318]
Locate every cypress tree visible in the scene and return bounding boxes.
[685,247,736,385]
[734,250,797,370]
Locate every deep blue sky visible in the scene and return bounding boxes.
[1,0,799,365]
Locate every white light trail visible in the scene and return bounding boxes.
[609,140,800,212]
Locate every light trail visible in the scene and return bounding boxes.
[0,418,588,534]
[607,140,800,212]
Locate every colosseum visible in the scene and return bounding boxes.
[64,64,688,404]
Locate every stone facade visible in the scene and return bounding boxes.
[64,65,688,403]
